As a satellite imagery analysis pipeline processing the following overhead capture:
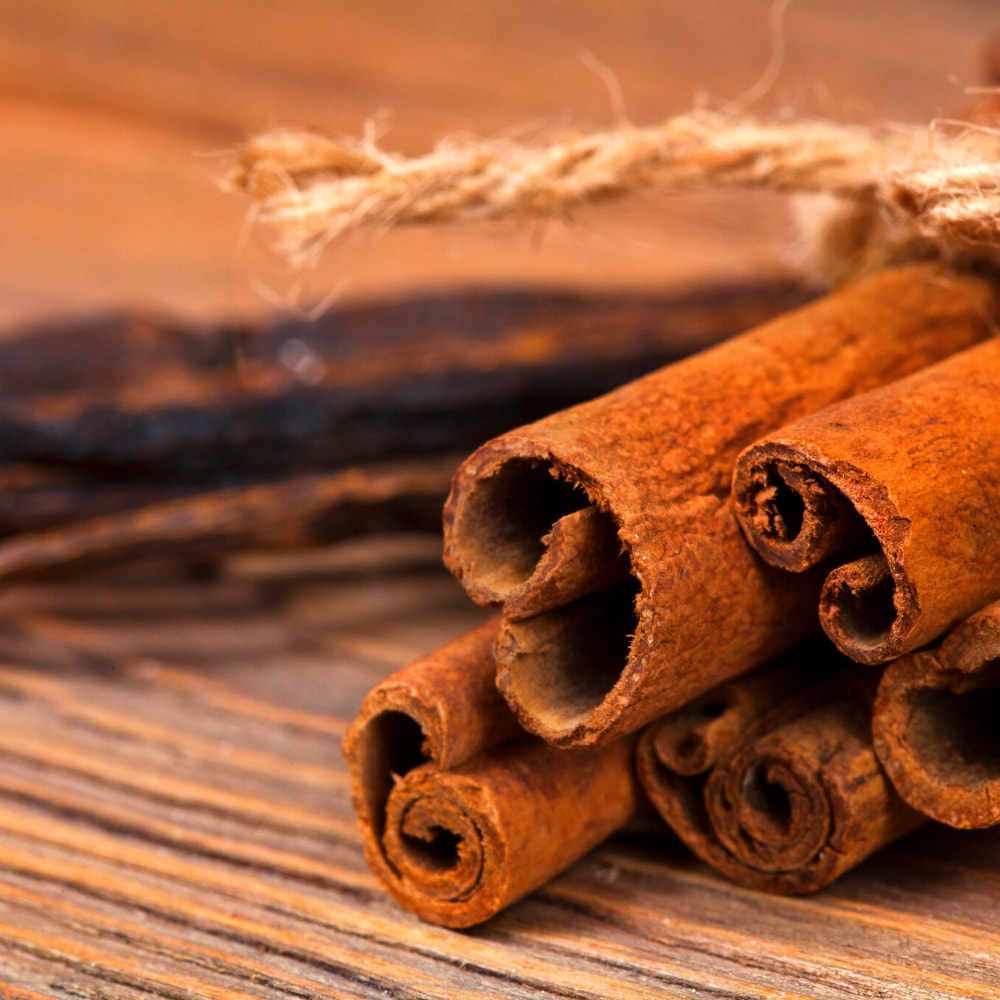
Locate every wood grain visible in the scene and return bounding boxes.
[0,0,995,326]
[0,543,998,998]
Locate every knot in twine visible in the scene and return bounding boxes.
[224,110,1000,280]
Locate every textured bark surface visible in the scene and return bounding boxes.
[733,336,1000,664]
[342,620,639,927]
[444,264,1000,748]
[873,599,1000,829]
[637,651,924,893]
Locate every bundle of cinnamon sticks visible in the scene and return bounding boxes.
[345,262,1000,927]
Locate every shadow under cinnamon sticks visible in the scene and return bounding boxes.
[341,619,640,928]
[637,642,924,893]
[874,599,1000,830]
[732,335,1000,664]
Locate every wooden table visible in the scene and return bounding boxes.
[0,543,999,999]
[1,1,999,996]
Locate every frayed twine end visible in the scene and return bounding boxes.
[223,110,1000,283]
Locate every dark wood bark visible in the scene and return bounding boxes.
[0,282,814,478]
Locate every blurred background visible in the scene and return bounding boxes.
[0,0,994,329]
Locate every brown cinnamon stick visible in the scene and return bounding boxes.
[732,336,1000,664]
[342,619,640,927]
[443,264,999,747]
[637,649,924,893]
[873,599,1000,829]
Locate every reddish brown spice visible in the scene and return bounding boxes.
[873,599,1000,829]
[637,649,924,892]
[342,620,640,928]
[443,264,999,748]
[732,336,1000,664]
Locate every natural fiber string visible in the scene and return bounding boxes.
[224,110,1000,276]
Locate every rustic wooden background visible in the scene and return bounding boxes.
[0,0,993,326]
[1,1,1000,997]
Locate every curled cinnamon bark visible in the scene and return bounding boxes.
[637,650,924,892]
[342,620,640,927]
[873,600,1000,829]
[732,336,1000,664]
[444,264,999,747]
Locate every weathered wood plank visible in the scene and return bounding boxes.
[0,1,990,325]
[0,545,997,998]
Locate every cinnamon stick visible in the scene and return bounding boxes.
[637,650,924,892]
[443,264,999,748]
[342,619,640,928]
[732,336,1000,664]
[873,599,1000,829]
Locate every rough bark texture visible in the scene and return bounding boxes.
[443,264,1000,748]
[732,336,1000,664]
[341,620,640,928]
[873,599,1000,829]
[637,652,924,893]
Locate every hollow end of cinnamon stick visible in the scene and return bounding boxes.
[733,444,919,664]
[874,601,1000,829]
[441,456,614,606]
[735,332,1000,665]
[705,702,857,877]
[504,504,632,619]
[378,736,640,927]
[646,645,829,776]
[444,449,643,746]
[818,551,905,661]
[731,450,871,572]
[650,694,735,776]
[446,264,1000,746]
[496,577,642,740]
[343,618,641,926]
[342,620,526,926]
[639,662,924,893]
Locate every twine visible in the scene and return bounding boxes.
[224,110,1000,278]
